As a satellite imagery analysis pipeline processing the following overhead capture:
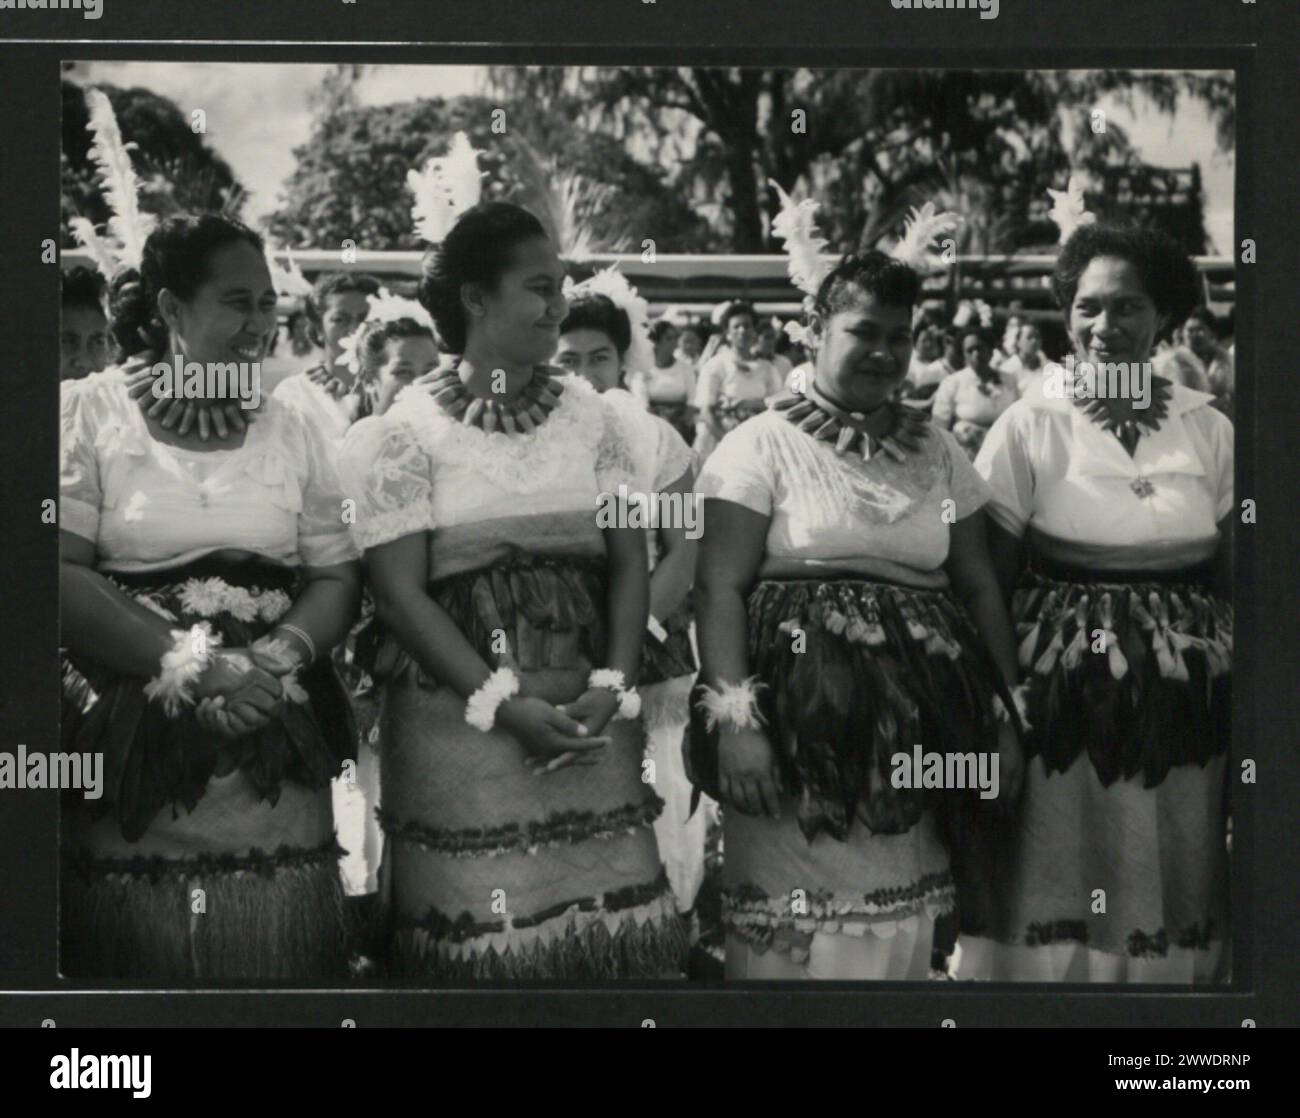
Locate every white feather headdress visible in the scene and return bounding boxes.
[72,88,157,278]
[407,131,484,245]
[264,243,314,298]
[84,88,156,273]
[1046,174,1096,245]
[767,179,833,297]
[562,265,654,383]
[338,287,437,374]
[890,202,962,274]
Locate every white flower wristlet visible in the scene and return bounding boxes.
[696,676,766,733]
[143,623,219,717]
[465,666,521,732]
[588,668,641,721]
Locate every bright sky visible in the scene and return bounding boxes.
[70,62,1235,254]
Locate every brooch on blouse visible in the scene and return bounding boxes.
[772,384,929,462]
[420,364,564,434]
[1130,477,1156,499]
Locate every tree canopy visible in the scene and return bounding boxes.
[61,79,247,245]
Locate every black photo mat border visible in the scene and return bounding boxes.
[0,0,1294,1027]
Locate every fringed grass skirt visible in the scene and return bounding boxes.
[688,578,1012,976]
[60,556,355,981]
[61,777,348,981]
[956,566,1231,983]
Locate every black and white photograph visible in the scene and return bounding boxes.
[51,58,1240,989]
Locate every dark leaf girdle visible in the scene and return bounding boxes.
[63,835,345,883]
[377,797,664,859]
[397,871,675,943]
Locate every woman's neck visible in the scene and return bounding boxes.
[811,377,893,433]
[654,352,675,369]
[458,351,537,403]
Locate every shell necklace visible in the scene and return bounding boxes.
[422,363,565,435]
[773,382,929,462]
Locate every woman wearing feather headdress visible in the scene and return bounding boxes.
[338,199,685,978]
[555,282,709,925]
[688,188,1026,980]
[59,212,362,979]
[956,190,1233,983]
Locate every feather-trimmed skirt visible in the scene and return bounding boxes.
[639,602,704,913]
[362,552,687,979]
[955,560,1231,983]
[687,577,1013,976]
[60,556,355,980]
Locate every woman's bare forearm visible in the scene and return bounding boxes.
[60,560,177,677]
[985,518,1025,602]
[694,577,751,687]
[274,561,362,661]
[649,533,695,622]
[372,578,496,697]
[602,525,649,681]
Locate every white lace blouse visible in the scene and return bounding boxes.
[697,409,990,577]
[60,368,358,573]
[337,372,643,553]
[973,381,1234,569]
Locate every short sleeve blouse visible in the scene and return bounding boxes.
[60,368,358,572]
[974,381,1233,566]
[696,408,989,574]
[337,371,642,553]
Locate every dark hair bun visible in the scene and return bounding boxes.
[417,202,547,354]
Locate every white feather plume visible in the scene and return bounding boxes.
[263,242,314,297]
[365,287,435,332]
[1046,174,1096,245]
[890,202,962,274]
[407,131,484,245]
[563,265,654,383]
[767,179,833,297]
[84,88,156,273]
[69,216,121,280]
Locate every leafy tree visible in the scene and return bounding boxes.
[485,67,1234,254]
[266,83,709,254]
[61,79,246,244]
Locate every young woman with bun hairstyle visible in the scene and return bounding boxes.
[340,202,685,977]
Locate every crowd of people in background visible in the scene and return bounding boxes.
[62,258,1237,443]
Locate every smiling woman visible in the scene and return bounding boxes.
[959,221,1232,984]
[688,247,1026,981]
[339,202,685,978]
[59,212,364,980]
